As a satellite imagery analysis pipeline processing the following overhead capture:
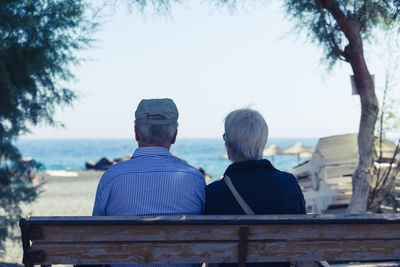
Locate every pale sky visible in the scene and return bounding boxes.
[26,1,400,139]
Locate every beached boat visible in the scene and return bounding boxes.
[288,133,399,213]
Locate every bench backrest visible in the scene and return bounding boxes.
[20,214,400,266]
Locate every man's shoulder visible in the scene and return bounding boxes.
[102,156,204,181]
[169,156,204,176]
[101,158,135,175]
[97,161,131,185]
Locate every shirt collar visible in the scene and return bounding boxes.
[132,146,172,158]
[224,159,276,175]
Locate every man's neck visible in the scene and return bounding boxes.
[138,141,171,150]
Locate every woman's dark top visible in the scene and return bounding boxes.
[204,159,306,267]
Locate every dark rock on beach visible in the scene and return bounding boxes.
[85,161,97,169]
[85,155,131,171]
[93,157,114,170]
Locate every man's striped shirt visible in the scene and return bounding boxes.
[93,146,206,216]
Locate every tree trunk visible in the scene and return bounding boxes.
[347,83,378,214]
[344,24,379,214]
[319,0,379,213]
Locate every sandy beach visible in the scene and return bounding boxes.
[2,170,104,263]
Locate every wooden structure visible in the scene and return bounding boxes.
[20,214,400,266]
[289,133,398,213]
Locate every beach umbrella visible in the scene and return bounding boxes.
[298,151,313,158]
[219,153,228,159]
[283,143,314,155]
[283,143,314,163]
[263,144,284,157]
[263,144,284,163]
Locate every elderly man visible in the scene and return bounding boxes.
[93,98,205,218]
[205,108,306,267]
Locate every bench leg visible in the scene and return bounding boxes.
[238,227,249,267]
[20,219,32,267]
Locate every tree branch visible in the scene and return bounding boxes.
[316,0,360,43]
[315,3,346,61]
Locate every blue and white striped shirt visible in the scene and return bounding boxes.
[93,146,206,216]
[92,146,205,267]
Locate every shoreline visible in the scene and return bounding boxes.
[2,170,104,263]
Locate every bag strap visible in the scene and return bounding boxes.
[224,175,255,215]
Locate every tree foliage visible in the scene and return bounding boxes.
[284,0,400,67]
[0,0,97,254]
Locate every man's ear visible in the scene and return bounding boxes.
[170,129,178,144]
[134,125,140,142]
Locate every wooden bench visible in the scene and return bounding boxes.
[19,214,400,267]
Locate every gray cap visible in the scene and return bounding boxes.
[135,98,179,125]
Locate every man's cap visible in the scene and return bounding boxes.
[135,98,179,125]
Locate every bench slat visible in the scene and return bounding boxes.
[32,239,400,264]
[28,214,400,224]
[33,223,400,242]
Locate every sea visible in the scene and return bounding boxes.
[16,138,318,179]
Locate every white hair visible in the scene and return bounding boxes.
[224,108,268,162]
[136,122,178,144]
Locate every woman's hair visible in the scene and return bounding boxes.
[224,108,268,162]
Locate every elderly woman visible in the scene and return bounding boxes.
[205,108,306,267]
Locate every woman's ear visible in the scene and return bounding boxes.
[225,140,231,150]
[226,140,232,160]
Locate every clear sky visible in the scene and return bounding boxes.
[26,1,399,139]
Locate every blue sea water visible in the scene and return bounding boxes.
[16,138,317,179]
